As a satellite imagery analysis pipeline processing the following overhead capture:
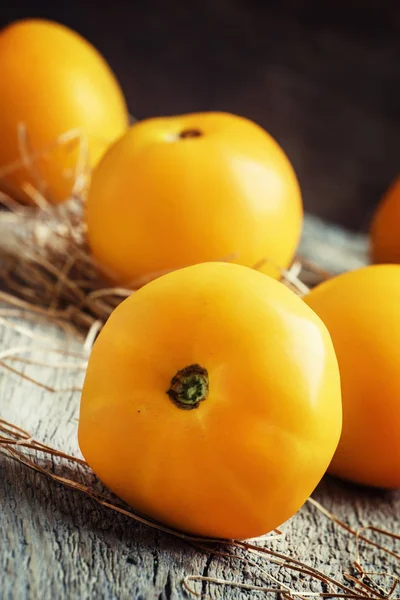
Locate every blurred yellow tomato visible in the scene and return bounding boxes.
[304,265,400,489]
[86,112,303,285]
[0,19,129,204]
[79,262,341,539]
[371,176,400,264]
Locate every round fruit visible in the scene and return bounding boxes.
[371,176,400,264]
[86,112,303,285]
[0,19,129,204]
[304,265,400,489]
[79,262,341,539]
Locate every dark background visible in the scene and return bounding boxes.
[1,0,399,231]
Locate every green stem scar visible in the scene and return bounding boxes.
[166,364,209,410]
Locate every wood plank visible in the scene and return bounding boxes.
[1,217,399,600]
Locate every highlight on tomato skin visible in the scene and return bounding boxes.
[0,18,129,205]
[78,261,342,540]
[304,264,400,490]
[370,176,400,265]
[85,111,303,286]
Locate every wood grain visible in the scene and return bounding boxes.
[0,217,399,600]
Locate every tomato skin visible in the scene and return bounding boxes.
[79,262,341,539]
[86,112,303,285]
[0,19,129,204]
[304,265,400,489]
[371,177,400,264]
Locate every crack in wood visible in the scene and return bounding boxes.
[158,570,173,600]
[201,553,213,598]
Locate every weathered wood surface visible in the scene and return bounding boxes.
[0,216,399,600]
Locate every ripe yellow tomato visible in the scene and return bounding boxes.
[371,176,400,264]
[304,265,400,489]
[86,112,303,285]
[79,262,341,539]
[0,19,129,204]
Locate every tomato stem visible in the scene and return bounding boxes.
[166,364,209,410]
[179,129,202,139]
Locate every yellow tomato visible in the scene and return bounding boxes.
[304,265,400,489]
[79,262,341,539]
[86,112,303,285]
[371,176,400,264]
[0,19,129,204]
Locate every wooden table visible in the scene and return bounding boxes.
[0,216,398,600]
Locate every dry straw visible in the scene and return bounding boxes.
[0,129,399,597]
[0,126,319,337]
[0,415,399,598]
[0,125,136,337]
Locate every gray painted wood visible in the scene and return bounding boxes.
[0,217,399,600]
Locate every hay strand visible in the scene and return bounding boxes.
[0,414,399,599]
